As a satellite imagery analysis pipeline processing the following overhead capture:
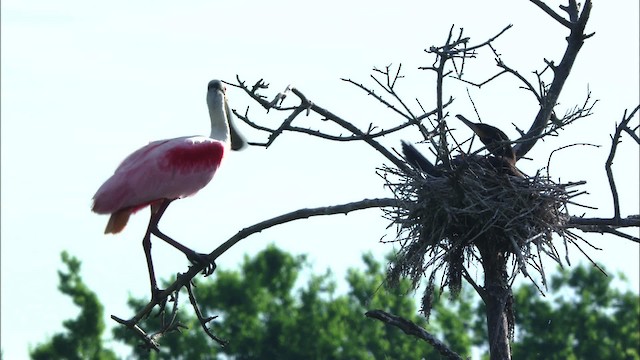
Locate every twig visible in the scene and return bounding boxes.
[515,0,593,158]
[529,0,573,28]
[546,143,600,178]
[606,106,639,219]
[365,310,466,360]
[185,281,227,346]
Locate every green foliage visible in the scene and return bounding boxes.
[30,252,118,360]
[39,250,639,360]
[115,245,469,359]
[511,264,640,360]
[472,264,640,360]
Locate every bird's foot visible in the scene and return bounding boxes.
[186,251,217,277]
[149,286,169,316]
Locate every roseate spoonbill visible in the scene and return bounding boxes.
[92,79,246,298]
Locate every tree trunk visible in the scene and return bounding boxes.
[479,243,512,360]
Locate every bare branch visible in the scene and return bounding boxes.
[529,0,573,28]
[111,198,400,344]
[110,315,161,352]
[546,143,601,179]
[464,24,513,52]
[568,215,640,228]
[496,60,542,103]
[232,76,413,172]
[605,106,639,219]
[365,310,465,360]
[234,108,429,142]
[515,0,593,158]
[342,77,414,121]
[210,198,398,260]
[185,281,227,346]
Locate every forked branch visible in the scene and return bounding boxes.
[514,0,594,158]
[567,105,640,242]
[112,197,399,349]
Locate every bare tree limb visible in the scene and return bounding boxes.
[606,106,640,219]
[568,216,640,228]
[112,197,400,348]
[530,0,573,28]
[365,310,466,360]
[233,98,450,143]
[209,197,398,260]
[185,281,226,346]
[514,0,594,158]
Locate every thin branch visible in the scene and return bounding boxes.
[606,106,640,219]
[546,143,600,179]
[232,77,412,172]
[209,197,398,260]
[464,24,513,52]
[289,87,412,173]
[453,69,508,89]
[568,215,640,228]
[110,316,161,352]
[342,77,414,121]
[234,99,450,143]
[515,0,593,158]
[529,0,573,28]
[462,267,486,302]
[185,281,227,346]
[112,198,400,344]
[496,60,542,103]
[365,310,465,360]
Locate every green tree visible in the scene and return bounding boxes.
[30,252,118,360]
[114,245,471,359]
[472,264,640,360]
[39,250,639,359]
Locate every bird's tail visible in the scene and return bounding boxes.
[401,141,442,177]
[104,209,132,234]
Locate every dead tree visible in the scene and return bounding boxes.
[110,0,639,358]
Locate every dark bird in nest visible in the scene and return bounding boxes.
[401,141,443,177]
[401,116,525,177]
[456,115,524,177]
[455,114,516,166]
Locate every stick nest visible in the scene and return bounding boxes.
[381,156,586,318]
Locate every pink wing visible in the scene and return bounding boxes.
[92,136,225,215]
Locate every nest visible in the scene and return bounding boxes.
[381,155,587,319]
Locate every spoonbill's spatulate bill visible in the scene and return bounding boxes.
[91,80,246,297]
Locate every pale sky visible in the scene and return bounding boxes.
[2,1,639,359]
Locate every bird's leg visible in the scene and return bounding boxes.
[142,201,171,309]
[149,199,217,276]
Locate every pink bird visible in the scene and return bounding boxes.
[92,80,246,298]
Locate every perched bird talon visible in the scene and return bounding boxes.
[186,252,216,276]
[149,287,169,316]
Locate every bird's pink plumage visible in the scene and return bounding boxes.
[92,136,225,214]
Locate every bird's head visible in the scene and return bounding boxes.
[206,79,247,151]
[207,79,226,103]
[456,114,516,164]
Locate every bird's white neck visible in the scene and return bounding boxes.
[206,91,231,145]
